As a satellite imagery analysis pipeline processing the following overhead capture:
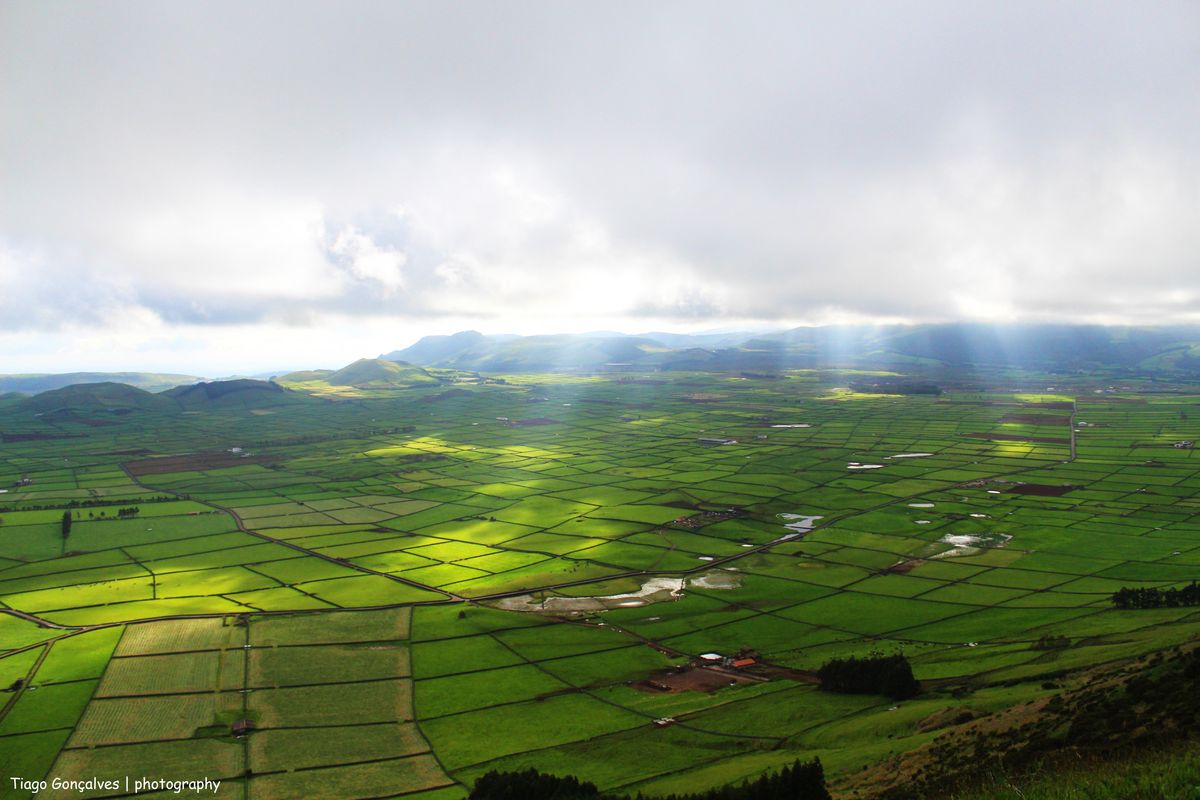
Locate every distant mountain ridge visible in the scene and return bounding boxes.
[383,323,1200,375]
[12,324,1200,408]
[0,372,204,395]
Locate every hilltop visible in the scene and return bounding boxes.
[326,358,440,388]
[16,381,179,419]
[276,358,441,395]
[163,379,313,410]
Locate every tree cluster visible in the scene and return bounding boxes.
[1111,582,1200,609]
[1030,635,1071,651]
[848,379,942,395]
[115,506,141,518]
[0,496,172,512]
[816,654,920,700]
[469,769,600,800]
[468,759,830,800]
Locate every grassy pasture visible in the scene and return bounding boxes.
[249,679,413,727]
[248,722,429,772]
[248,754,451,800]
[2,375,1200,797]
[249,607,410,645]
[249,642,409,686]
[69,692,237,746]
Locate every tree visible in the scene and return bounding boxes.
[469,759,829,800]
[61,510,72,540]
[817,654,920,700]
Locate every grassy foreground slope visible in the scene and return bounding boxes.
[950,746,1200,800]
[0,368,1197,798]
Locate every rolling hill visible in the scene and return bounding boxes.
[277,358,440,390]
[16,381,179,418]
[0,371,204,395]
[163,379,313,410]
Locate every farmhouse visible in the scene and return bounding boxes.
[230,719,256,737]
[1174,440,1194,449]
[696,437,737,445]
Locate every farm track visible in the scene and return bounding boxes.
[0,638,52,725]
[0,607,79,629]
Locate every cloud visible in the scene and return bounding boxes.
[327,226,406,293]
[2,1,1199,370]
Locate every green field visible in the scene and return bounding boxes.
[1,371,1198,798]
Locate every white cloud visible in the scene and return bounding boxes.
[1,1,1198,371]
[328,226,406,292]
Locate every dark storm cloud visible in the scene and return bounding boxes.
[2,0,1199,337]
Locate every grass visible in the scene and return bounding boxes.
[33,628,123,684]
[97,651,219,696]
[421,693,646,770]
[950,747,1200,800]
[248,722,429,772]
[249,607,410,645]
[249,642,410,686]
[50,738,245,788]
[416,663,570,718]
[248,754,452,800]
[1,372,1199,797]
[248,680,413,727]
[0,680,96,734]
[0,731,72,796]
[70,693,237,746]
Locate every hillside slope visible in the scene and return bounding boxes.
[17,382,179,417]
[326,358,440,387]
[164,379,312,410]
[275,358,441,395]
[0,372,204,394]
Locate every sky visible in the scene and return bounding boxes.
[2,1,1199,375]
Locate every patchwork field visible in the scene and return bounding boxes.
[1,372,1198,798]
